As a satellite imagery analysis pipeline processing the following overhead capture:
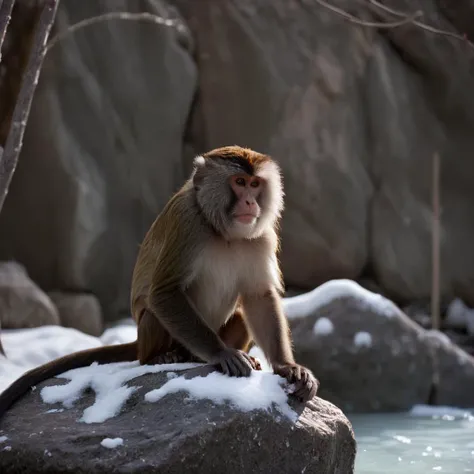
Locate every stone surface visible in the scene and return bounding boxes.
[48,291,103,337]
[0,261,59,329]
[425,330,474,407]
[0,370,356,474]
[173,0,474,305]
[285,280,474,411]
[0,0,197,322]
[284,280,434,412]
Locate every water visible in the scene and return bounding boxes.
[350,406,474,473]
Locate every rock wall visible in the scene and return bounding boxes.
[1,0,474,323]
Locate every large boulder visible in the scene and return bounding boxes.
[173,0,474,305]
[48,291,103,337]
[0,0,197,322]
[284,279,474,412]
[0,261,59,329]
[0,363,356,474]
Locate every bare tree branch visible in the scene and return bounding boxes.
[368,0,474,50]
[315,0,422,28]
[45,11,183,54]
[315,0,474,50]
[431,152,441,330]
[0,0,59,213]
[0,0,15,56]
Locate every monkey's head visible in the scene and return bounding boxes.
[192,146,284,240]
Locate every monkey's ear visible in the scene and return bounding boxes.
[192,155,207,188]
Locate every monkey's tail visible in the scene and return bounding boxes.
[0,341,137,419]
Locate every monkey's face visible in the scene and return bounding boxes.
[192,148,284,241]
[229,174,262,225]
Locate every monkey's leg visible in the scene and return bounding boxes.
[218,310,261,371]
[137,309,173,365]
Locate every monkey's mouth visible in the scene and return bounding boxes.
[234,214,258,224]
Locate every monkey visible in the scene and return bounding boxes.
[0,145,318,419]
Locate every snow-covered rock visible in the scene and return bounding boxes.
[284,279,474,412]
[0,363,355,474]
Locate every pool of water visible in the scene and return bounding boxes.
[350,406,474,473]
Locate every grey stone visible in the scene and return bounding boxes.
[0,0,197,322]
[0,261,60,329]
[48,291,103,337]
[0,370,356,474]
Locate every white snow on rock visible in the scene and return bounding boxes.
[313,317,334,336]
[283,279,396,320]
[353,331,372,348]
[145,369,296,422]
[100,437,123,449]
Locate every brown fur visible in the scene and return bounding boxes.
[0,146,318,420]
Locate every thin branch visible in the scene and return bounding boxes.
[45,11,182,54]
[315,0,422,28]
[0,0,15,56]
[431,152,441,330]
[368,0,474,50]
[0,0,59,213]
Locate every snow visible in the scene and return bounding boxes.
[0,435,8,443]
[0,320,294,424]
[354,331,372,348]
[0,323,137,394]
[445,298,474,335]
[410,404,474,421]
[145,368,296,421]
[40,361,200,423]
[283,279,396,320]
[101,437,123,449]
[313,317,334,335]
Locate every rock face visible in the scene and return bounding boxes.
[0,0,197,322]
[173,0,474,305]
[0,369,356,474]
[48,292,103,337]
[0,262,59,329]
[284,279,474,412]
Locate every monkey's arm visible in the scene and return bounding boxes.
[241,288,318,402]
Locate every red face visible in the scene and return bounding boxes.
[230,174,262,225]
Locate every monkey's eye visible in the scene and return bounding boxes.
[235,177,246,186]
[250,180,260,188]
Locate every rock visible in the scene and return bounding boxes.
[445,298,474,335]
[0,261,60,329]
[285,279,474,411]
[367,0,474,305]
[284,279,434,412]
[0,366,356,474]
[173,0,474,305]
[173,0,373,289]
[47,292,103,337]
[0,0,197,322]
[424,330,474,408]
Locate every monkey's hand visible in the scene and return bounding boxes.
[210,348,255,377]
[273,363,319,403]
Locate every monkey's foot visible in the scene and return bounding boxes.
[149,347,201,365]
[273,363,319,403]
[248,355,262,371]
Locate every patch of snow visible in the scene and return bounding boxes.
[145,369,296,422]
[0,321,137,394]
[425,329,451,347]
[0,435,8,443]
[248,345,272,372]
[312,317,334,336]
[283,279,396,320]
[410,404,474,421]
[354,331,372,348]
[393,435,411,444]
[3,446,11,451]
[100,437,123,449]
[40,361,200,424]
